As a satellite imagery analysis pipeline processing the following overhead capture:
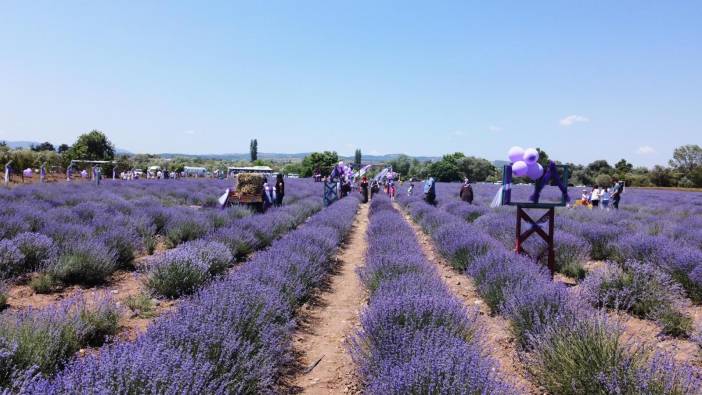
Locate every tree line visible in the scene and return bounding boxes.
[2,132,701,188]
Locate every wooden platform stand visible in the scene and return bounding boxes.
[323,181,338,207]
[515,205,556,275]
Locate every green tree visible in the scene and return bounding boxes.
[31,142,55,152]
[649,165,675,187]
[614,159,633,175]
[354,149,362,166]
[669,144,702,173]
[536,147,550,167]
[428,152,464,181]
[595,174,612,187]
[586,160,613,175]
[458,156,496,182]
[388,154,413,176]
[300,151,339,177]
[68,130,115,161]
[249,139,258,162]
[57,144,70,153]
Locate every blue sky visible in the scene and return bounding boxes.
[1,1,700,166]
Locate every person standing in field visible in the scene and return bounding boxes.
[601,188,611,210]
[424,177,436,205]
[459,178,474,204]
[360,176,369,203]
[274,173,285,206]
[611,178,624,209]
[590,185,600,208]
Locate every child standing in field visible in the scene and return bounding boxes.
[590,185,600,208]
[601,188,611,210]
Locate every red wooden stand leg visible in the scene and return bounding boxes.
[515,206,556,276]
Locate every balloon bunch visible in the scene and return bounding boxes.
[508,146,543,180]
[332,161,354,181]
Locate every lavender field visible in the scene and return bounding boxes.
[2,178,702,394]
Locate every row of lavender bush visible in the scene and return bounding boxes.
[5,195,360,393]
[145,195,322,298]
[398,194,700,394]
[0,179,317,291]
[351,195,510,393]
[431,182,702,303]
[0,293,120,388]
[431,183,700,336]
[0,191,324,387]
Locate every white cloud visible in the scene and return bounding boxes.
[637,146,655,155]
[559,115,590,126]
[489,125,502,132]
[452,130,464,136]
[184,130,196,135]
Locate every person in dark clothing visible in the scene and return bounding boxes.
[275,173,285,206]
[370,180,380,199]
[611,178,624,209]
[424,177,436,205]
[459,178,474,204]
[360,176,369,203]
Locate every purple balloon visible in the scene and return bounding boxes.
[526,163,543,180]
[512,161,528,177]
[523,148,539,165]
[507,146,525,163]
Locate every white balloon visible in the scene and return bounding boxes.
[507,146,525,163]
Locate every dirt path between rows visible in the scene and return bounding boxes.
[394,202,541,394]
[290,203,369,394]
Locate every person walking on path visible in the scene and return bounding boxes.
[274,173,285,206]
[459,178,474,204]
[360,176,369,203]
[611,178,624,209]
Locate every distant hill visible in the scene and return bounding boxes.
[157,152,441,164]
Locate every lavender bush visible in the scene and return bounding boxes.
[580,261,692,337]
[352,195,510,394]
[0,241,25,279]
[0,293,120,387]
[399,189,702,393]
[48,239,118,286]
[0,281,7,311]
[14,194,359,393]
[146,240,232,298]
[553,231,589,279]
[11,232,57,274]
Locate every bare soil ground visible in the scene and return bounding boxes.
[4,252,175,339]
[289,203,369,395]
[394,202,542,394]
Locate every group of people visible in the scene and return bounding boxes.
[577,178,624,210]
[263,173,285,208]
